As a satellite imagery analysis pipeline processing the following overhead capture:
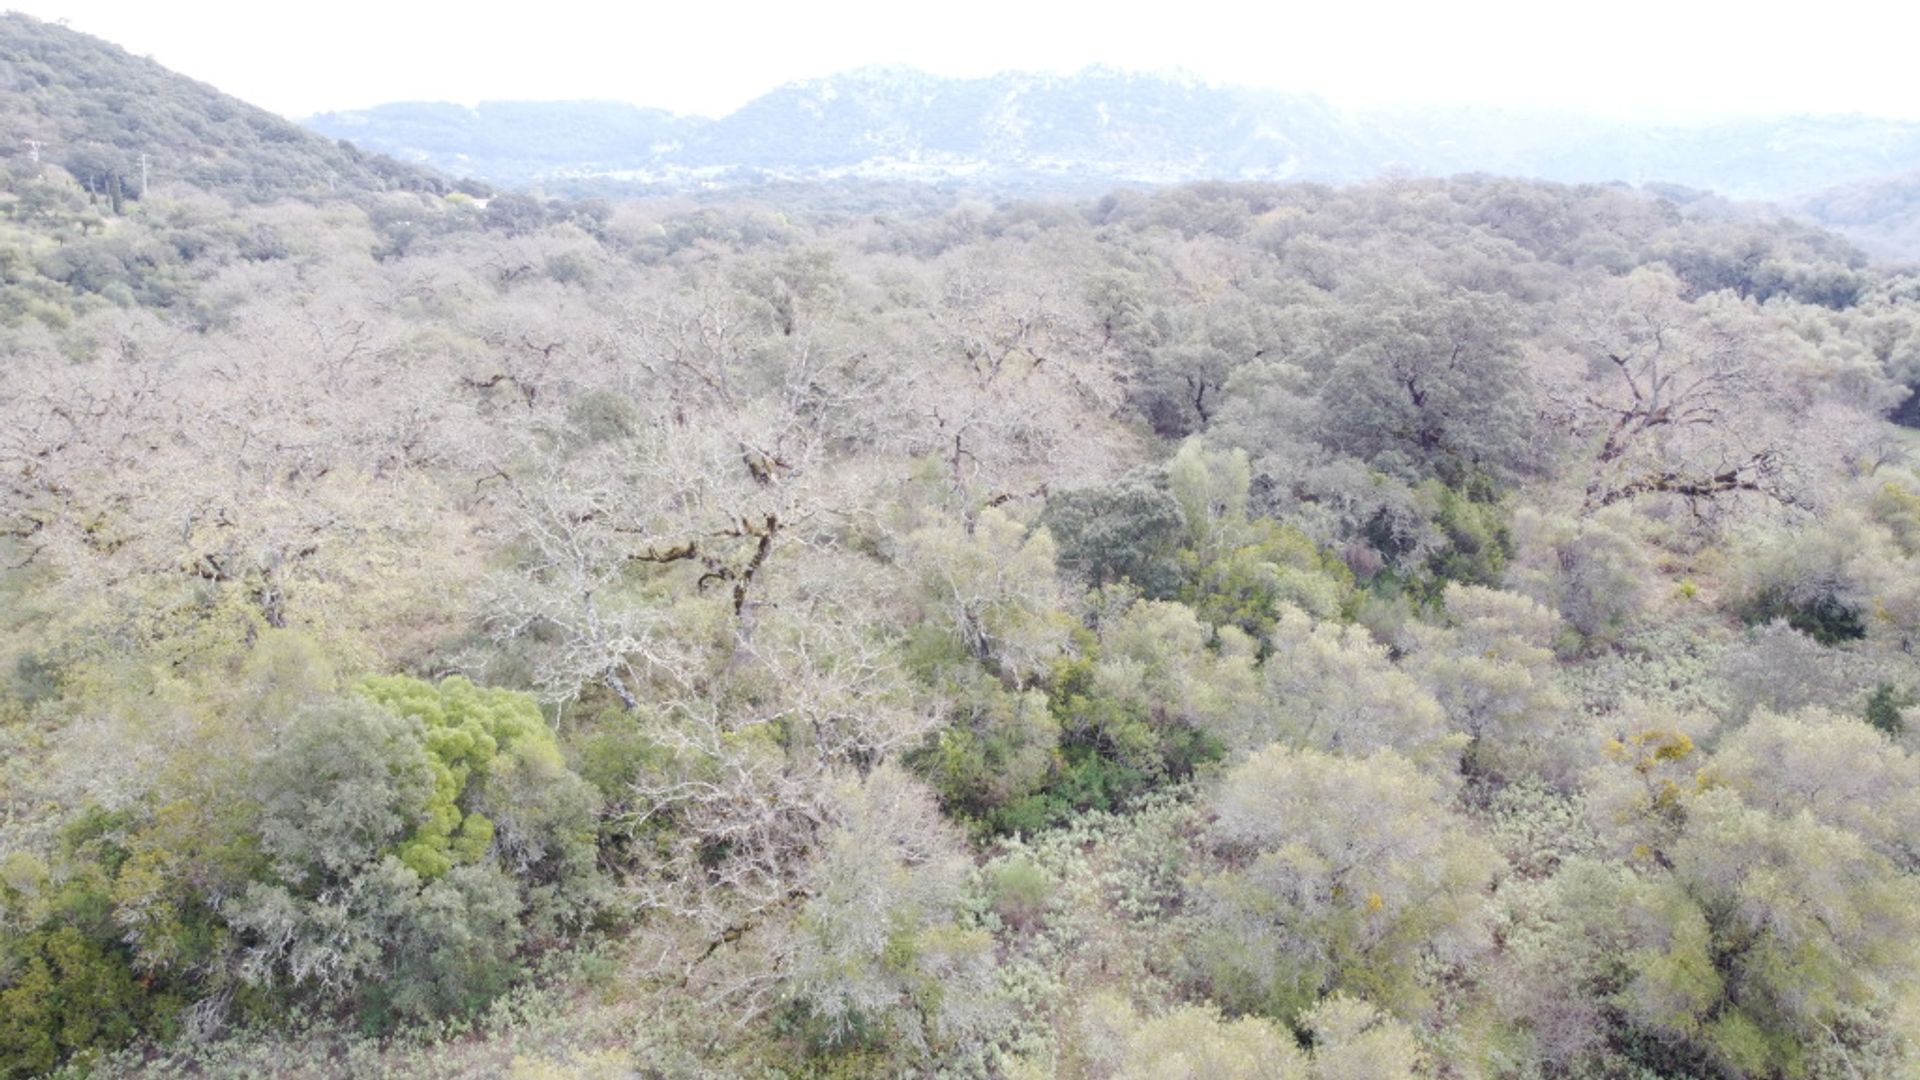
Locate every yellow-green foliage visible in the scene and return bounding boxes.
[359,676,562,879]
[906,507,1071,684]
[1167,437,1355,636]
[1081,991,1424,1080]
[1082,993,1305,1079]
[1202,745,1497,1021]
[0,831,189,1078]
[1181,517,1355,635]
[1870,472,1920,556]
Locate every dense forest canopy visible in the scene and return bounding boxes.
[7,12,1920,1080]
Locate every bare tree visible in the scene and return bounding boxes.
[1547,268,1842,515]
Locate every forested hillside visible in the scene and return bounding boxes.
[1795,169,1920,260]
[8,17,1920,1080]
[0,13,451,203]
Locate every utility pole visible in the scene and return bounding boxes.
[139,152,149,197]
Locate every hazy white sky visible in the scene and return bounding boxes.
[11,0,1920,120]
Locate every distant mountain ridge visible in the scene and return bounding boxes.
[304,67,1920,205]
[7,12,1915,259]
[306,68,1370,190]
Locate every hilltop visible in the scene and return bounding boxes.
[0,12,452,202]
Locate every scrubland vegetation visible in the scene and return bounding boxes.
[7,18,1920,1075]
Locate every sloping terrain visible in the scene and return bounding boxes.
[8,15,1920,1080]
[1795,169,1920,260]
[0,12,450,202]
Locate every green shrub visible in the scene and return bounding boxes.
[1865,682,1915,736]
